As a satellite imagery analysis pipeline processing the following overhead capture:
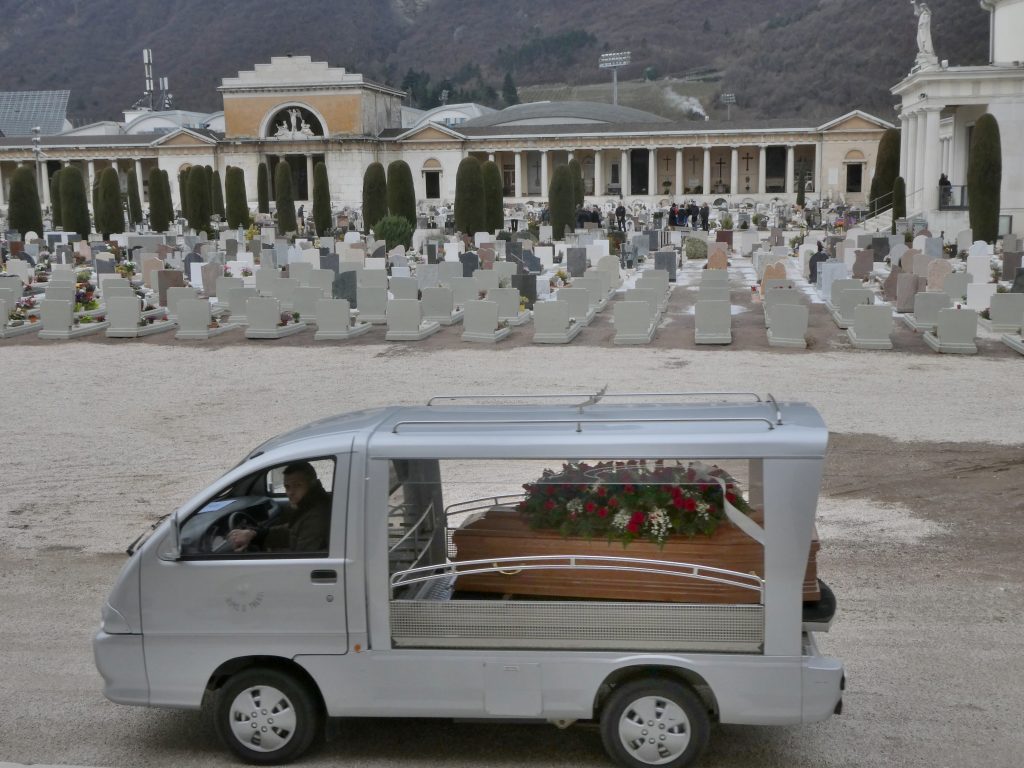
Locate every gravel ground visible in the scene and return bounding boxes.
[1,335,1023,768]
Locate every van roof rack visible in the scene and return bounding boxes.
[426,390,783,425]
[392,415,779,435]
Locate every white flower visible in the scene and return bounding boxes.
[566,498,584,515]
[647,507,671,542]
[611,509,631,531]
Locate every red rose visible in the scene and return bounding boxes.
[597,486,607,497]
[598,506,608,517]
[585,501,597,513]
[630,511,645,525]
[682,498,697,512]
[725,492,737,504]
[608,497,620,508]
[544,500,556,510]
[624,484,635,494]
[546,485,556,495]
[672,496,686,510]
[626,520,641,533]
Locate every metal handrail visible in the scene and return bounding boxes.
[392,416,777,434]
[443,494,524,518]
[387,500,436,556]
[765,393,783,426]
[390,554,764,597]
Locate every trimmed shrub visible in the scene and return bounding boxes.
[95,167,124,237]
[179,168,191,221]
[186,165,213,235]
[211,170,226,220]
[148,168,170,232]
[869,127,900,215]
[481,160,504,233]
[567,158,585,208]
[8,166,43,236]
[968,113,1002,243]
[454,157,485,235]
[50,170,63,229]
[274,161,297,234]
[891,176,906,234]
[312,162,331,236]
[362,162,387,235]
[795,172,806,209]
[225,167,250,229]
[373,214,413,251]
[386,160,416,228]
[257,162,270,214]
[684,237,708,260]
[548,164,575,241]
[60,166,91,236]
[161,170,175,225]
[126,169,143,226]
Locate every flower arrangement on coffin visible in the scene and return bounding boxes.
[516,460,755,548]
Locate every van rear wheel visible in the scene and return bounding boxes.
[600,678,709,768]
[213,667,321,764]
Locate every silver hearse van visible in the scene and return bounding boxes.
[95,392,843,768]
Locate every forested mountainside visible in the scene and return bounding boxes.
[0,0,989,124]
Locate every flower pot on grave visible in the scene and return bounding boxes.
[451,508,820,604]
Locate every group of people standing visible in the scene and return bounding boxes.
[668,201,711,230]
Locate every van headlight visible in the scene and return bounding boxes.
[101,602,134,634]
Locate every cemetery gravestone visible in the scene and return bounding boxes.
[459,252,480,278]
[332,270,359,306]
[1002,252,1022,282]
[511,273,537,310]
[1011,268,1024,294]
[707,251,728,271]
[871,237,890,260]
[882,267,901,303]
[567,248,588,278]
[654,250,677,282]
[155,269,186,306]
[927,260,953,292]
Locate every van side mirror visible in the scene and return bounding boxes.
[157,515,182,561]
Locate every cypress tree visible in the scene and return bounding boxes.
[186,165,212,234]
[50,169,63,229]
[548,164,575,241]
[257,162,270,214]
[502,72,519,106]
[211,170,226,221]
[312,161,331,236]
[567,158,585,209]
[796,171,806,209]
[967,113,1002,243]
[92,174,101,228]
[891,176,906,235]
[274,161,297,234]
[386,160,416,228]
[225,167,251,229]
[148,167,170,232]
[454,156,485,235]
[126,169,143,227]
[8,166,43,237]
[869,127,900,216]
[95,167,124,238]
[163,170,175,224]
[60,165,90,237]
[362,162,388,234]
[481,160,504,233]
[179,168,191,221]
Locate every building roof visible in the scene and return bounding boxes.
[0,90,70,136]
[461,100,670,128]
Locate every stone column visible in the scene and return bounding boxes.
[87,159,96,193]
[0,163,5,207]
[915,111,927,211]
[758,145,767,195]
[648,148,657,197]
[904,112,918,202]
[785,145,795,194]
[306,155,314,200]
[899,115,910,179]
[674,149,683,196]
[814,141,823,197]
[513,151,522,198]
[620,149,629,196]
[135,159,145,203]
[40,161,51,207]
[921,108,941,213]
[488,152,495,162]
[540,150,549,196]
[702,147,711,196]
[730,147,739,196]
[594,150,604,197]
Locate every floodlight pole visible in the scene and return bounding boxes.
[612,68,619,106]
[599,52,631,107]
[31,126,44,208]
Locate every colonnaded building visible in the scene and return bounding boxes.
[0,54,897,223]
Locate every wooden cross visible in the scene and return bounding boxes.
[715,157,727,181]
[742,152,754,171]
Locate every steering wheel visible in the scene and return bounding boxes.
[199,509,264,555]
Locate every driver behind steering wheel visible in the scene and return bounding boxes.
[227,462,330,554]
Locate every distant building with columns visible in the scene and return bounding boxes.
[894,0,1024,235]
[0,55,892,220]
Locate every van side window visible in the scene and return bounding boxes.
[386,459,446,581]
[179,458,335,558]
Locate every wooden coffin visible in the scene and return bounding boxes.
[452,508,820,604]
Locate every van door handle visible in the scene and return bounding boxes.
[310,569,337,584]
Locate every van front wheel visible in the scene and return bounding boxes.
[600,678,709,768]
[213,668,321,764]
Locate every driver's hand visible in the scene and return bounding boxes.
[227,528,257,552]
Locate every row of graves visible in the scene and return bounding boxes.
[3,223,1022,354]
[751,225,1024,355]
